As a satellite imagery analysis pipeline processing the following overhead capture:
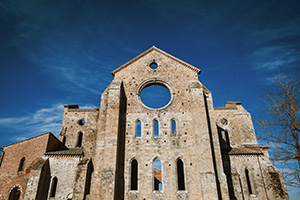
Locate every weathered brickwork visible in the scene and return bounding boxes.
[0,133,65,200]
[0,47,289,200]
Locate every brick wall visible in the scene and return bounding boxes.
[0,133,53,199]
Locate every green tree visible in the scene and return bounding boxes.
[257,74,300,188]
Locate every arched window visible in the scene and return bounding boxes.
[50,177,58,197]
[18,157,25,172]
[154,120,159,137]
[177,159,185,190]
[171,120,176,136]
[131,159,138,190]
[153,158,162,190]
[76,132,83,147]
[245,169,253,194]
[8,187,21,200]
[136,120,141,138]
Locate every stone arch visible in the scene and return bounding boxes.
[8,185,22,200]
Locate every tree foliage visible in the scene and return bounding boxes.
[257,74,300,188]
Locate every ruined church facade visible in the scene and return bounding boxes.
[0,47,288,200]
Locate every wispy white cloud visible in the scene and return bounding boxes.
[0,103,98,143]
[249,44,299,71]
[0,104,64,141]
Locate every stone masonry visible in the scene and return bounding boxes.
[0,46,289,200]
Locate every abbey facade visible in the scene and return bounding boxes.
[0,47,289,200]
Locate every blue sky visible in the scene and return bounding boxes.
[0,0,299,198]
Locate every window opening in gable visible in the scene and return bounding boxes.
[50,177,58,197]
[18,157,25,172]
[8,187,21,200]
[245,169,253,194]
[131,159,138,190]
[171,120,176,136]
[177,159,185,190]
[154,120,159,137]
[153,158,162,190]
[76,132,83,147]
[136,120,141,138]
[149,62,158,69]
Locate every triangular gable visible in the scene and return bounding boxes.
[111,46,201,76]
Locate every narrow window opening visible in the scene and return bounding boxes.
[154,120,159,137]
[177,159,185,190]
[136,120,141,137]
[8,187,21,200]
[18,157,25,172]
[76,132,83,147]
[245,169,253,194]
[62,136,66,145]
[171,120,176,136]
[153,158,162,190]
[85,162,94,196]
[50,177,58,197]
[131,159,138,190]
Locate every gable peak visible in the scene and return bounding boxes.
[111,46,201,76]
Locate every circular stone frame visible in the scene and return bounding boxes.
[146,59,161,72]
[78,119,86,126]
[137,78,175,110]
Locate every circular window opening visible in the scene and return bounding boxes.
[149,62,158,69]
[78,119,86,125]
[140,84,171,109]
[220,118,228,126]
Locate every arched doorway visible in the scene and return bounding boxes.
[8,187,21,200]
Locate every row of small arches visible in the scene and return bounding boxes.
[130,158,185,191]
[136,119,177,137]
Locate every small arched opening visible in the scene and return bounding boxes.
[177,159,185,190]
[50,177,58,197]
[8,187,21,200]
[18,157,25,172]
[131,159,138,190]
